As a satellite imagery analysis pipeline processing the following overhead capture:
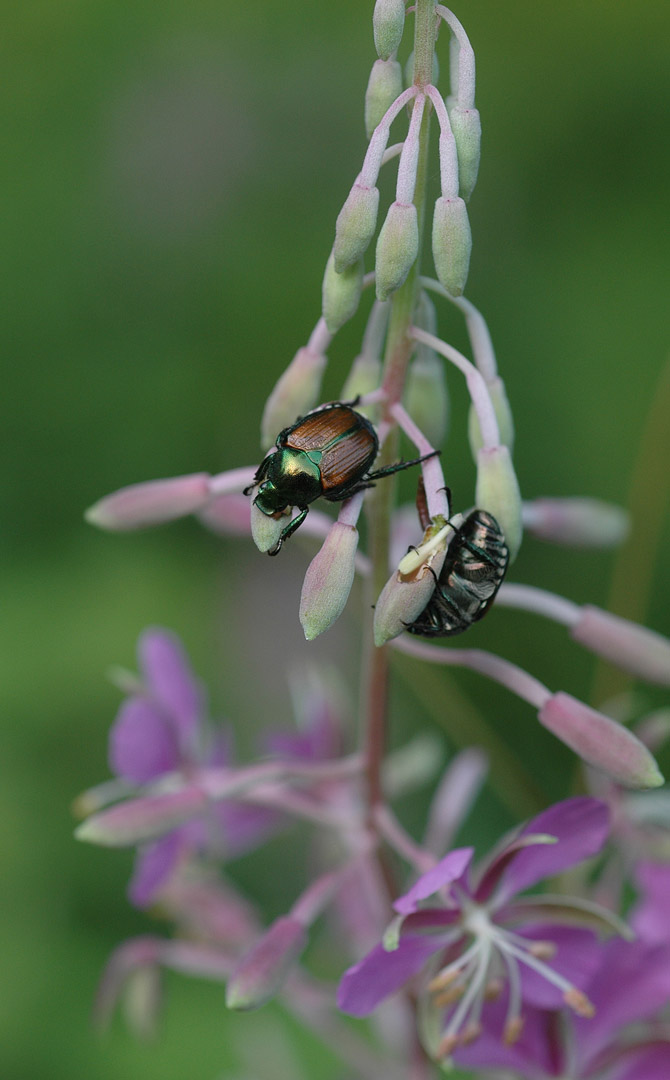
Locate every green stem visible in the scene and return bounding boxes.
[362,1,437,819]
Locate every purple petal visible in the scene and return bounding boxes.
[128,831,185,908]
[138,628,202,745]
[393,847,474,915]
[630,861,670,944]
[109,696,180,783]
[575,939,670,1069]
[516,926,601,1009]
[454,996,558,1076]
[492,798,610,905]
[612,1044,670,1080]
[337,935,444,1016]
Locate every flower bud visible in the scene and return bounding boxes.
[197,493,251,536]
[85,474,211,531]
[449,105,481,202]
[432,196,472,297]
[375,201,419,301]
[571,607,670,687]
[538,692,664,789]
[333,182,380,273]
[341,353,382,422]
[225,916,307,1011]
[522,498,630,548]
[373,0,405,61]
[475,445,522,560]
[374,524,450,645]
[405,353,449,448]
[322,250,364,333]
[75,788,207,847]
[250,497,289,553]
[365,59,403,139]
[468,376,515,455]
[299,522,359,640]
[261,347,327,450]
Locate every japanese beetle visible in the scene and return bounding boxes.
[246,401,438,556]
[405,509,509,637]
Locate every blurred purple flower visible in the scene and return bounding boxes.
[455,937,670,1079]
[108,628,278,907]
[339,798,624,1057]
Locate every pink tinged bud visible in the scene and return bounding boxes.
[374,529,450,645]
[123,963,162,1039]
[538,692,664,789]
[432,196,472,297]
[373,0,405,61]
[449,106,482,202]
[571,607,670,687]
[299,522,359,640]
[197,493,251,536]
[333,182,380,273]
[250,497,289,553]
[475,445,523,560]
[225,916,307,1011]
[405,353,449,448]
[322,250,364,334]
[85,474,211,531]
[365,59,403,139]
[260,347,327,450]
[375,202,419,302]
[522,497,630,548]
[75,788,207,847]
[468,376,515,455]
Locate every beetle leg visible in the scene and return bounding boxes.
[365,448,440,483]
[267,506,310,556]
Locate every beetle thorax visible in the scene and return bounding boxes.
[253,448,323,515]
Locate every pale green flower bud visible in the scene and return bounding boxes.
[226,917,307,1011]
[468,376,515,455]
[373,0,405,61]
[365,59,403,139]
[432,195,472,297]
[299,522,359,640]
[375,201,419,301]
[475,445,522,561]
[322,250,364,333]
[260,346,326,450]
[374,523,450,645]
[522,498,629,548]
[333,181,380,273]
[405,353,449,447]
[250,497,289,553]
[341,352,383,410]
[449,105,481,202]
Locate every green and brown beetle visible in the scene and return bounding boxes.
[245,401,437,555]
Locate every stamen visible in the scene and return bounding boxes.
[504,1015,524,1046]
[439,940,492,1048]
[564,987,596,1018]
[428,940,481,992]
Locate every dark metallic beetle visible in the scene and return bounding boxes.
[246,402,437,555]
[405,508,509,637]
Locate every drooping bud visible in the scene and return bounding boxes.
[341,353,383,412]
[475,445,522,560]
[538,692,664,789]
[522,498,630,548]
[571,607,670,687]
[75,788,207,847]
[333,181,380,273]
[468,376,515,455]
[322,250,364,333]
[373,0,405,61]
[449,105,481,202]
[432,196,472,297]
[197,493,251,536]
[375,201,419,301]
[250,498,289,554]
[299,522,359,640]
[365,59,403,139]
[225,916,307,1011]
[405,354,449,448]
[261,346,327,450]
[85,474,211,531]
[374,523,451,645]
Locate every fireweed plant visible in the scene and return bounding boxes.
[77,2,670,1076]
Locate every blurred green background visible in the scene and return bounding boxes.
[3,0,669,1076]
